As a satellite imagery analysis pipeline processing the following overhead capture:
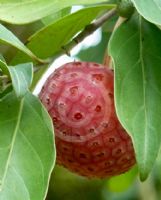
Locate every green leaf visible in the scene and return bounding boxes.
[0,23,42,63]
[107,166,138,192]
[109,14,161,181]
[8,63,33,98]
[30,64,48,92]
[77,32,110,63]
[154,148,161,180]
[0,55,6,63]
[0,85,12,99]
[0,0,110,24]
[0,60,33,98]
[131,0,161,25]
[102,15,118,32]
[42,7,71,26]
[0,60,11,98]
[12,5,115,64]
[0,59,9,76]
[0,91,55,200]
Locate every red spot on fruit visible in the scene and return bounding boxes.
[70,86,78,96]
[86,96,92,104]
[95,105,102,112]
[39,62,136,178]
[92,73,104,81]
[53,117,57,122]
[74,112,83,120]
[70,73,78,78]
[89,128,95,133]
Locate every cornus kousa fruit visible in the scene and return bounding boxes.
[39,62,136,178]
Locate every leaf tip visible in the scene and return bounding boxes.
[139,170,149,182]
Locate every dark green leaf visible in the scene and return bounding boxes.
[0,0,110,24]
[77,32,110,63]
[109,14,161,180]
[0,91,55,200]
[0,59,9,76]
[0,85,12,99]
[0,60,11,98]
[154,149,161,180]
[132,0,161,25]
[102,15,118,32]
[0,55,6,63]
[8,63,33,98]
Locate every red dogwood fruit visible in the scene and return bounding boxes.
[39,62,135,178]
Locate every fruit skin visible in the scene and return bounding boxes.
[39,62,135,178]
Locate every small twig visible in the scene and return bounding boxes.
[104,16,126,68]
[62,8,117,55]
[32,55,49,65]
[43,8,117,64]
[112,16,126,32]
[0,75,9,81]
[0,75,11,92]
[32,8,117,92]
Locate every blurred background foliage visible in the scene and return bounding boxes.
[46,162,161,200]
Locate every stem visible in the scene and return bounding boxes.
[35,9,117,65]
[32,55,49,65]
[34,7,117,82]
[0,75,10,83]
[46,8,117,62]
[112,16,126,31]
[103,16,126,68]
[0,75,11,92]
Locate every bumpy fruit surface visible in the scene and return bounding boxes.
[39,62,135,178]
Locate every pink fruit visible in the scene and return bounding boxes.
[39,62,135,178]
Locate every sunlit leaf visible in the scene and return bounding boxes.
[0,0,110,24]
[12,5,115,64]
[0,91,55,200]
[0,23,42,63]
[9,63,33,98]
[42,7,71,26]
[132,0,161,25]
[109,14,161,180]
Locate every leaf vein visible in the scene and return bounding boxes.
[139,16,148,171]
[12,166,30,200]
[0,99,24,191]
[19,129,45,188]
[115,31,139,60]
